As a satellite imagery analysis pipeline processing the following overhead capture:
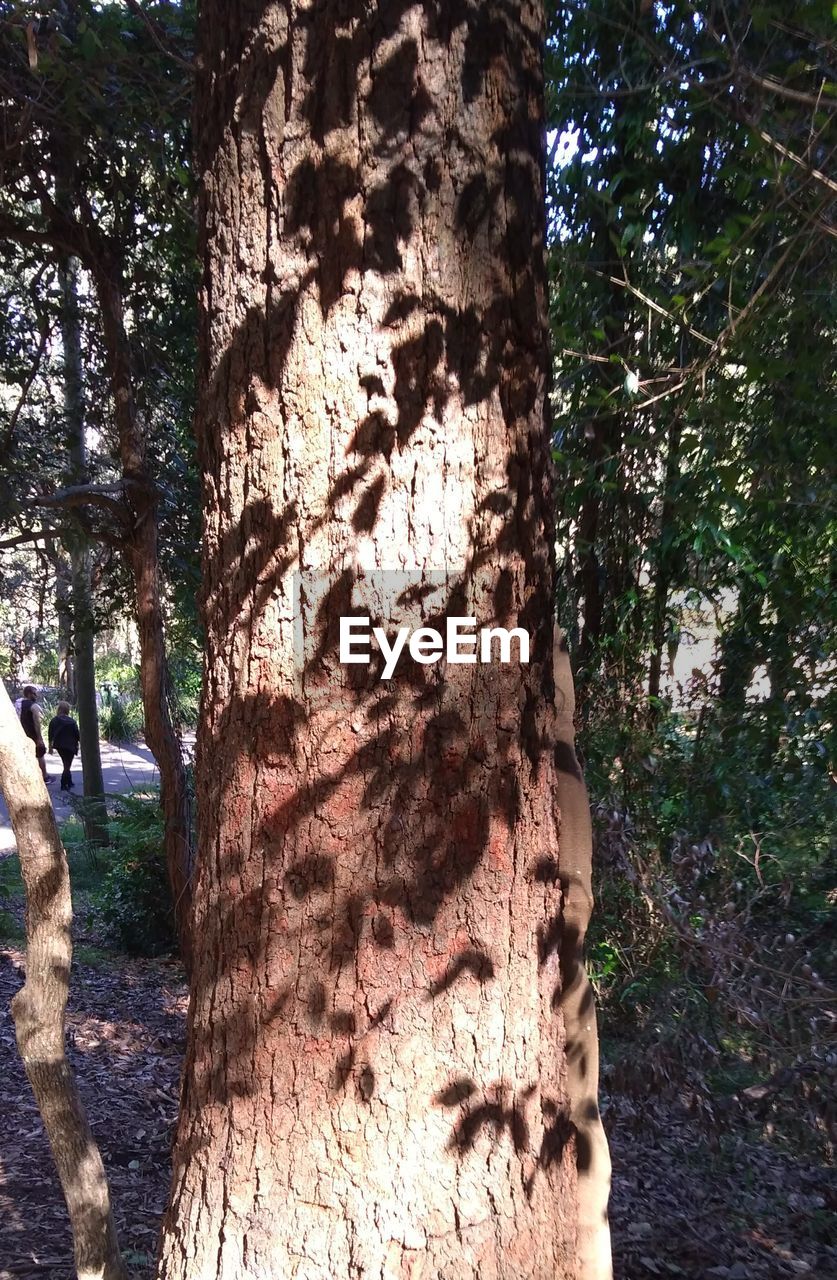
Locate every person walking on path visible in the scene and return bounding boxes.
[48,701,81,792]
[19,685,48,782]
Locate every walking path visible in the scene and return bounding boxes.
[0,736,194,854]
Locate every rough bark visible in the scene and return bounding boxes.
[58,252,108,845]
[91,258,194,965]
[159,2,584,1277]
[56,559,75,700]
[71,545,109,844]
[0,682,126,1280]
[553,632,613,1280]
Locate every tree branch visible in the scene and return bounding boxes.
[122,0,194,72]
[32,482,134,520]
[2,310,52,452]
[755,127,837,198]
[739,68,837,112]
[0,527,57,550]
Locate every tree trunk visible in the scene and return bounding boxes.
[717,578,760,739]
[0,682,126,1280]
[56,559,75,700]
[91,260,194,964]
[159,2,586,1277]
[647,418,682,712]
[71,545,110,844]
[58,252,110,845]
[553,632,612,1280]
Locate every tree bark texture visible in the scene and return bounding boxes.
[553,632,612,1280]
[0,682,126,1280]
[160,2,585,1277]
[56,559,76,700]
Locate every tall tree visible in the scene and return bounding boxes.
[159,1,605,1276]
[0,2,198,957]
[58,246,109,844]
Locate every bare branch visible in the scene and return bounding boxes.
[122,0,194,73]
[0,527,57,550]
[739,68,837,112]
[32,482,133,519]
[755,127,837,198]
[592,271,715,348]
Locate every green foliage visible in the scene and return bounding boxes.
[59,815,108,893]
[547,2,837,1156]
[29,646,59,687]
[169,646,202,729]
[95,651,140,698]
[93,792,175,957]
[0,0,200,699]
[587,698,836,1154]
[99,697,145,743]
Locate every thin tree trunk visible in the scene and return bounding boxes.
[58,252,109,845]
[71,545,109,844]
[554,631,613,1280]
[0,683,126,1280]
[717,578,760,738]
[159,2,583,1276]
[56,559,75,700]
[647,418,682,711]
[92,260,194,965]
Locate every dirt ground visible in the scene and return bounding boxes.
[0,947,834,1280]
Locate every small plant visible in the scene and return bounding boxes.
[94,790,175,956]
[99,697,145,743]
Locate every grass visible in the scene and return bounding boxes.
[73,943,116,969]
[0,815,105,909]
[0,853,23,898]
[0,908,23,942]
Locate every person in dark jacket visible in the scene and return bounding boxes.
[48,701,81,791]
[19,684,48,782]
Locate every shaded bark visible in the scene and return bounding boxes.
[0,682,126,1280]
[159,2,582,1276]
[71,544,109,843]
[58,252,108,845]
[717,576,761,739]
[554,631,612,1280]
[647,418,682,711]
[56,559,75,700]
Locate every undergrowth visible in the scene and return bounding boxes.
[586,696,836,1161]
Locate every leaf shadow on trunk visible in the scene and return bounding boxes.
[171,0,573,1219]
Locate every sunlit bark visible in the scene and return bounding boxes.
[160,2,596,1276]
[0,683,125,1280]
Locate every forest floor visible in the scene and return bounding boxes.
[0,909,834,1278]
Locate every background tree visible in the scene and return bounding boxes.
[0,0,199,953]
[544,0,836,1164]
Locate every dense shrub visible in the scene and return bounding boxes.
[99,697,145,743]
[94,791,175,956]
